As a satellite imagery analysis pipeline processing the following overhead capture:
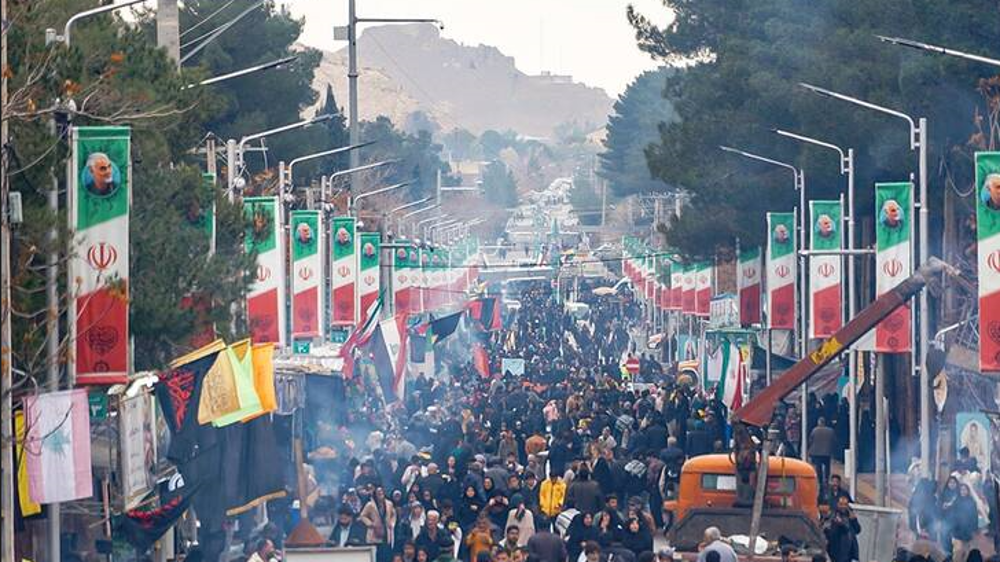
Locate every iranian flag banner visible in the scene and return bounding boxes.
[767,212,796,330]
[695,262,712,317]
[69,126,131,385]
[244,197,285,345]
[331,216,357,326]
[809,201,843,338]
[393,243,412,314]
[658,256,670,310]
[975,152,1000,371]
[738,247,761,327]
[670,263,683,310]
[875,182,912,353]
[291,211,323,340]
[682,265,696,314]
[358,232,381,318]
[645,252,657,301]
[418,248,430,313]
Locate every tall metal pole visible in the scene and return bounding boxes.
[797,175,809,460]
[47,168,62,562]
[226,138,237,202]
[917,118,930,477]
[1,0,15,553]
[846,148,858,498]
[876,353,886,506]
[347,0,360,182]
[798,82,930,476]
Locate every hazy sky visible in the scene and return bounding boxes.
[281,0,673,96]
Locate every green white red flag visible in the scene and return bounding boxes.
[331,217,357,325]
[682,264,696,314]
[809,201,843,338]
[669,262,683,310]
[69,126,131,384]
[975,152,1000,371]
[738,247,761,327]
[766,212,796,330]
[393,243,413,314]
[358,232,381,318]
[875,182,912,353]
[244,197,286,345]
[695,262,712,317]
[291,210,323,340]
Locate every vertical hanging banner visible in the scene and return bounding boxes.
[695,262,712,317]
[358,232,381,317]
[670,263,683,310]
[809,201,843,338]
[644,250,656,302]
[418,248,430,313]
[875,182,913,353]
[738,247,761,327]
[291,210,323,340]
[331,217,357,326]
[244,197,285,345]
[682,265,696,314]
[657,256,670,310]
[975,152,1000,371]
[69,126,131,385]
[393,243,412,314]
[767,212,796,330]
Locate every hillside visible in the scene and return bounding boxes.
[309,24,613,139]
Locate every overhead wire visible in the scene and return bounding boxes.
[179,0,239,39]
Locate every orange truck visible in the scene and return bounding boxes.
[664,454,825,552]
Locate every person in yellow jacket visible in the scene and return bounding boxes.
[539,472,566,523]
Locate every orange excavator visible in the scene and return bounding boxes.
[665,258,958,555]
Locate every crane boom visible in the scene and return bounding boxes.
[734,257,957,428]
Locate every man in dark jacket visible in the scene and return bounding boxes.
[809,417,836,487]
[416,511,453,561]
[823,497,860,562]
[565,467,603,513]
[329,506,367,547]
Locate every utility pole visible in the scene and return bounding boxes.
[47,165,61,562]
[347,0,360,180]
[1,0,15,557]
[156,0,181,66]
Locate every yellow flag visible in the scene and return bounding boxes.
[15,411,41,517]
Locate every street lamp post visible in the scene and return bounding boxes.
[799,82,931,483]
[226,113,335,200]
[49,0,148,46]
[876,35,1000,68]
[416,213,448,240]
[721,146,809,458]
[350,181,410,216]
[386,197,433,236]
[774,129,859,499]
[341,0,441,189]
[184,55,298,89]
[400,203,440,236]
[281,143,373,199]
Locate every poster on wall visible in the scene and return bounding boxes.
[955,412,991,474]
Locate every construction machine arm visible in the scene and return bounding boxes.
[734,257,957,428]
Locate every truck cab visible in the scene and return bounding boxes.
[665,454,825,551]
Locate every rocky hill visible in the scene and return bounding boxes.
[309,24,612,139]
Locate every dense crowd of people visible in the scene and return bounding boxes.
[230,279,995,562]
